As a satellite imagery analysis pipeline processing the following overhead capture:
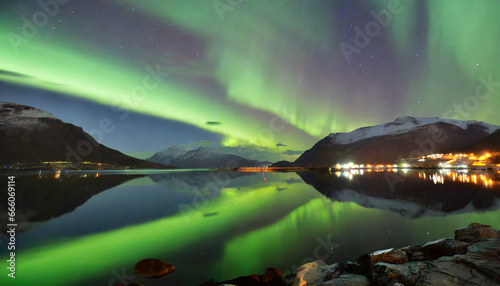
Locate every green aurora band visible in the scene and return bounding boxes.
[1,0,500,150]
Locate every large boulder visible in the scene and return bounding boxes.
[455,222,498,242]
[371,261,427,285]
[293,260,340,286]
[466,240,500,259]
[401,245,426,261]
[401,239,471,261]
[420,238,470,260]
[370,248,409,265]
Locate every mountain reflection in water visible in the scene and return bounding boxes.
[299,169,500,218]
[1,169,499,286]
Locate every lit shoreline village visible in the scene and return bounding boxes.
[332,152,500,188]
[333,152,500,171]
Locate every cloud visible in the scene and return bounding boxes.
[0,69,33,79]
[276,143,287,147]
[205,121,221,125]
[283,149,303,155]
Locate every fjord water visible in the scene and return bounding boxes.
[1,169,500,285]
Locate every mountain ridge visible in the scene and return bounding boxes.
[327,116,498,145]
[288,116,500,167]
[148,146,270,169]
[0,102,173,169]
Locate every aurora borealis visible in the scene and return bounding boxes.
[1,0,500,153]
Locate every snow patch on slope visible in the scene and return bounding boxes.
[0,102,57,128]
[149,140,297,163]
[1,102,56,119]
[328,116,500,145]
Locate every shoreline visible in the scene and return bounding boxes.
[2,164,499,172]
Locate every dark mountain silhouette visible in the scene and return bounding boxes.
[287,117,499,167]
[0,102,172,169]
[464,129,500,154]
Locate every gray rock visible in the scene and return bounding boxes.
[293,260,327,286]
[321,263,341,281]
[293,260,340,286]
[420,238,470,260]
[370,248,409,265]
[372,239,500,285]
[372,261,427,285]
[311,274,370,285]
[294,224,499,286]
[466,239,500,259]
[401,245,426,261]
[455,222,498,242]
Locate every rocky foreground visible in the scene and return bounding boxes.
[116,223,499,286]
[210,223,500,286]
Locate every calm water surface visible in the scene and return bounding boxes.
[1,169,499,285]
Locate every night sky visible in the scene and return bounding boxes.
[1,0,500,154]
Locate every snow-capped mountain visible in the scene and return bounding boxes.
[0,102,56,119]
[293,116,500,167]
[148,145,195,165]
[149,140,299,165]
[0,102,171,169]
[328,116,499,145]
[148,146,270,169]
[0,101,56,129]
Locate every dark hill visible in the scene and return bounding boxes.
[294,123,478,167]
[0,102,172,169]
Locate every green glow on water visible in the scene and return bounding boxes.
[0,174,321,285]
[2,172,500,285]
[217,198,369,275]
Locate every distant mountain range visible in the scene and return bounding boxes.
[147,144,271,169]
[3,102,499,170]
[275,116,500,167]
[0,102,171,169]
